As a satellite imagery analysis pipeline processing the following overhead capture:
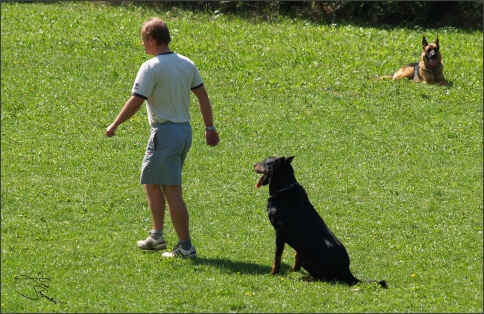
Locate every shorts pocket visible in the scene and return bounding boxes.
[152,130,159,151]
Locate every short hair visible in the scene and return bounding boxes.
[142,17,171,45]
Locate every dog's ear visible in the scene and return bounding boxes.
[422,36,429,49]
[434,36,439,48]
[286,156,295,164]
[274,157,285,166]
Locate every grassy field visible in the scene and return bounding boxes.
[1,1,482,312]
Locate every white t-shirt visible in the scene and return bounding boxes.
[132,52,203,125]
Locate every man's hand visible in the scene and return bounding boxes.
[105,123,118,137]
[205,129,220,147]
[105,96,145,137]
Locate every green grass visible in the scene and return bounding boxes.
[1,1,482,312]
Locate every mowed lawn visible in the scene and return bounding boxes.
[1,2,482,312]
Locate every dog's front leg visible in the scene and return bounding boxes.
[435,71,448,85]
[271,231,285,275]
[290,251,301,272]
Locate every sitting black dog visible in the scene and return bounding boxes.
[254,156,387,288]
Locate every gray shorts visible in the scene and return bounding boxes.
[140,122,192,185]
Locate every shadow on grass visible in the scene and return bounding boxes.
[191,257,280,275]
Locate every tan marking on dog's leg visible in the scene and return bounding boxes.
[271,254,282,275]
[290,251,301,272]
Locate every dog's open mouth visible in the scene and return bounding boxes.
[256,174,267,188]
[426,50,438,67]
[254,163,268,188]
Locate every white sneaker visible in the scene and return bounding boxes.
[162,244,197,258]
[137,234,167,250]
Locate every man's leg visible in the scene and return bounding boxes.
[137,184,167,250]
[161,185,190,242]
[161,184,195,258]
[145,184,166,231]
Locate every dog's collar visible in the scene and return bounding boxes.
[273,182,299,195]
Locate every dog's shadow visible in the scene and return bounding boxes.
[190,257,349,285]
[190,257,292,275]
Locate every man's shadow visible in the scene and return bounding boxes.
[190,257,292,275]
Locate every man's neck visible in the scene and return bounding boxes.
[152,45,171,56]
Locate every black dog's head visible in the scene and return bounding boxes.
[422,36,441,67]
[254,156,295,188]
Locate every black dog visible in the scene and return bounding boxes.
[254,156,387,288]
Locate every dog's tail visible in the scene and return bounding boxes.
[361,279,388,288]
[346,272,387,288]
[368,75,393,80]
[377,280,388,288]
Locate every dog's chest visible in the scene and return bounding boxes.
[266,194,314,228]
[266,204,282,227]
[420,60,443,73]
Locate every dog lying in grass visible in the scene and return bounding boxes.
[374,36,449,86]
[392,36,448,85]
[254,156,387,288]
[392,36,449,85]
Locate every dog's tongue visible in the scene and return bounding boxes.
[256,175,265,188]
[430,59,436,66]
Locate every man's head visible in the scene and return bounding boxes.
[141,17,171,46]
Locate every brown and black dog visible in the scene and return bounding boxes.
[254,156,387,288]
[392,36,448,85]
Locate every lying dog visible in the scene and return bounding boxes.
[254,156,387,288]
[392,36,448,85]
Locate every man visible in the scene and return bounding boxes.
[106,17,219,258]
